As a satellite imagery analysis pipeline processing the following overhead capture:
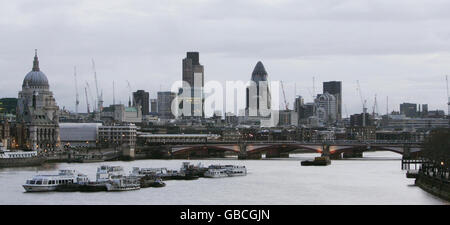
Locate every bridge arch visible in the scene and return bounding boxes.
[171,145,240,156]
[246,144,324,154]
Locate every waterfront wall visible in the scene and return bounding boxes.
[415,173,450,202]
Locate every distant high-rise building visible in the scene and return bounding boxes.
[150,99,157,113]
[323,81,342,120]
[294,96,307,124]
[181,52,204,118]
[421,104,428,117]
[400,103,417,118]
[246,61,271,117]
[132,90,149,115]
[157,91,176,119]
[314,92,337,124]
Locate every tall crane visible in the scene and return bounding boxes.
[92,59,103,112]
[356,80,367,127]
[73,66,79,115]
[84,86,90,114]
[372,94,378,117]
[85,81,96,112]
[280,80,289,110]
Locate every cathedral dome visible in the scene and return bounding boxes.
[22,50,49,88]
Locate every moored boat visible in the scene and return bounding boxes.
[180,162,208,177]
[105,176,140,191]
[301,156,331,166]
[224,165,247,177]
[23,169,88,192]
[140,176,166,188]
[204,168,229,178]
[79,182,107,192]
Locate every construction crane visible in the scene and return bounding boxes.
[84,86,90,114]
[92,59,103,112]
[446,75,449,116]
[356,80,367,127]
[280,80,289,110]
[73,66,79,115]
[372,94,378,117]
[85,81,96,112]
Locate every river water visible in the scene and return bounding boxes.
[0,151,447,205]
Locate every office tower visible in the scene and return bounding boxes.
[421,104,428,117]
[157,91,176,119]
[150,99,157,113]
[314,93,337,124]
[132,90,149,115]
[181,52,204,118]
[400,103,417,118]
[246,61,271,117]
[323,81,342,120]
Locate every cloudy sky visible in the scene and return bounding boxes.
[1,0,450,116]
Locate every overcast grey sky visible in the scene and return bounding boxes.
[1,0,450,116]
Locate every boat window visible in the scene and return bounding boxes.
[43,180,48,185]
[30,180,36,184]
[36,180,42,185]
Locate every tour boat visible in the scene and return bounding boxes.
[204,168,229,178]
[96,165,125,182]
[224,165,247,177]
[180,162,208,177]
[204,164,248,178]
[105,176,141,191]
[131,167,182,180]
[23,169,89,192]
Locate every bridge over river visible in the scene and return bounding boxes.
[141,138,423,159]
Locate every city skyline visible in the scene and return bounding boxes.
[1,0,450,115]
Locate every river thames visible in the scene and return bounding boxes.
[0,151,448,205]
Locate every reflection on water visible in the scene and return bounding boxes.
[0,151,447,205]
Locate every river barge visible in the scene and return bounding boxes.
[301,156,331,166]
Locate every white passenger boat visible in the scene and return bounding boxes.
[23,169,89,192]
[96,165,125,182]
[131,167,176,179]
[204,168,229,178]
[224,165,247,177]
[204,164,247,178]
[105,176,140,191]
